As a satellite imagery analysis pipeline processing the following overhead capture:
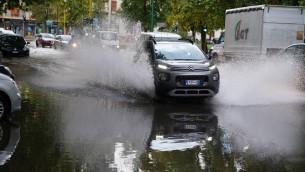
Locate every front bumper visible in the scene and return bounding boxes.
[154,69,220,97]
[1,48,29,57]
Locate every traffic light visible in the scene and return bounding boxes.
[22,15,26,22]
[203,26,208,33]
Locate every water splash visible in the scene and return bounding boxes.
[213,55,305,106]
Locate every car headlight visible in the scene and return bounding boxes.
[209,65,216,70]
[157,64,169,70]
[116,45,120,49]
[72,43,77,47]
[158,73,170,81]
[212,72,219,81]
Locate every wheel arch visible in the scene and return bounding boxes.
[0,91,11,113]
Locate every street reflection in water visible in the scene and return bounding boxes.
[0,121,20,166]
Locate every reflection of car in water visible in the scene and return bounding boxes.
[97,31,120,49]
[148,104,218,151]
[0,121,20,165]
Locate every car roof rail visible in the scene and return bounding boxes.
[178,38,194,44]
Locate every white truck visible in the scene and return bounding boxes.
[213,5,305,61]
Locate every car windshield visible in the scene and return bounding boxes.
[155,42,207,60]
[61,36,72,41]
[42,34,55,38]
[3,35,25,45]
[283,45,305,55]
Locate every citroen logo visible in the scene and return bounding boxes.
[188,65,194,71]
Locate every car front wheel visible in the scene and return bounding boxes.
[0,95,9,120]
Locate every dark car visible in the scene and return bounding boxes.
[53,35,72,49]
[0,65,15,80]
[142,36,220,98]
[0,34,30,57]
[35,33,55,48]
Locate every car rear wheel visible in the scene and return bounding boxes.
[0,95,9,120]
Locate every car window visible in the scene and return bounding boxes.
[3,35,25,44]
[62,36,72,41]
[283,45,305,55]
[55,36,62,41]
[155,43,207,60]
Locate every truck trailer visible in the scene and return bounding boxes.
[218,5,305,61]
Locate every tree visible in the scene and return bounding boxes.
[120,0,168,31]
[30,0,108,33]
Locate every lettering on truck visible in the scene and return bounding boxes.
[235,20,249,41]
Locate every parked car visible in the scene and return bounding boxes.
[0,73,21,120]
[0,28,16,35]
[140,33,220,98]
[0,65,15,80]
[277,43,305,89]
[35,33,55,48]
[278,43,305,58]
[0,33,30,57]
[53,35,73,49]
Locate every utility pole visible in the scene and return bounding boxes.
[150,0,154,32]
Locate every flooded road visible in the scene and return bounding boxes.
[0,46,305,171]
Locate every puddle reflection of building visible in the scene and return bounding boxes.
[0,121,20,166]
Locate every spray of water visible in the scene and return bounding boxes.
[66,39,155,99]
[213,55,305,106]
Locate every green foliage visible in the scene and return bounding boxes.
[29,0,107,28]
[120,0,168,31]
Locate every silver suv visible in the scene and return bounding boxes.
[0,73,21,120]
[144,38,220,98]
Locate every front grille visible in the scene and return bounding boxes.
[171,66,209,71]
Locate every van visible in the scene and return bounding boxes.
[97,31,120,49]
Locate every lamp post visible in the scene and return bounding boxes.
[150,0,154,32]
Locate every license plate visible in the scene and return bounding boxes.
[185,80,200,86]
[184,124,197,130]
[12,51,18,53]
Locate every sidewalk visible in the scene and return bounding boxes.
[24,36,36,42]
